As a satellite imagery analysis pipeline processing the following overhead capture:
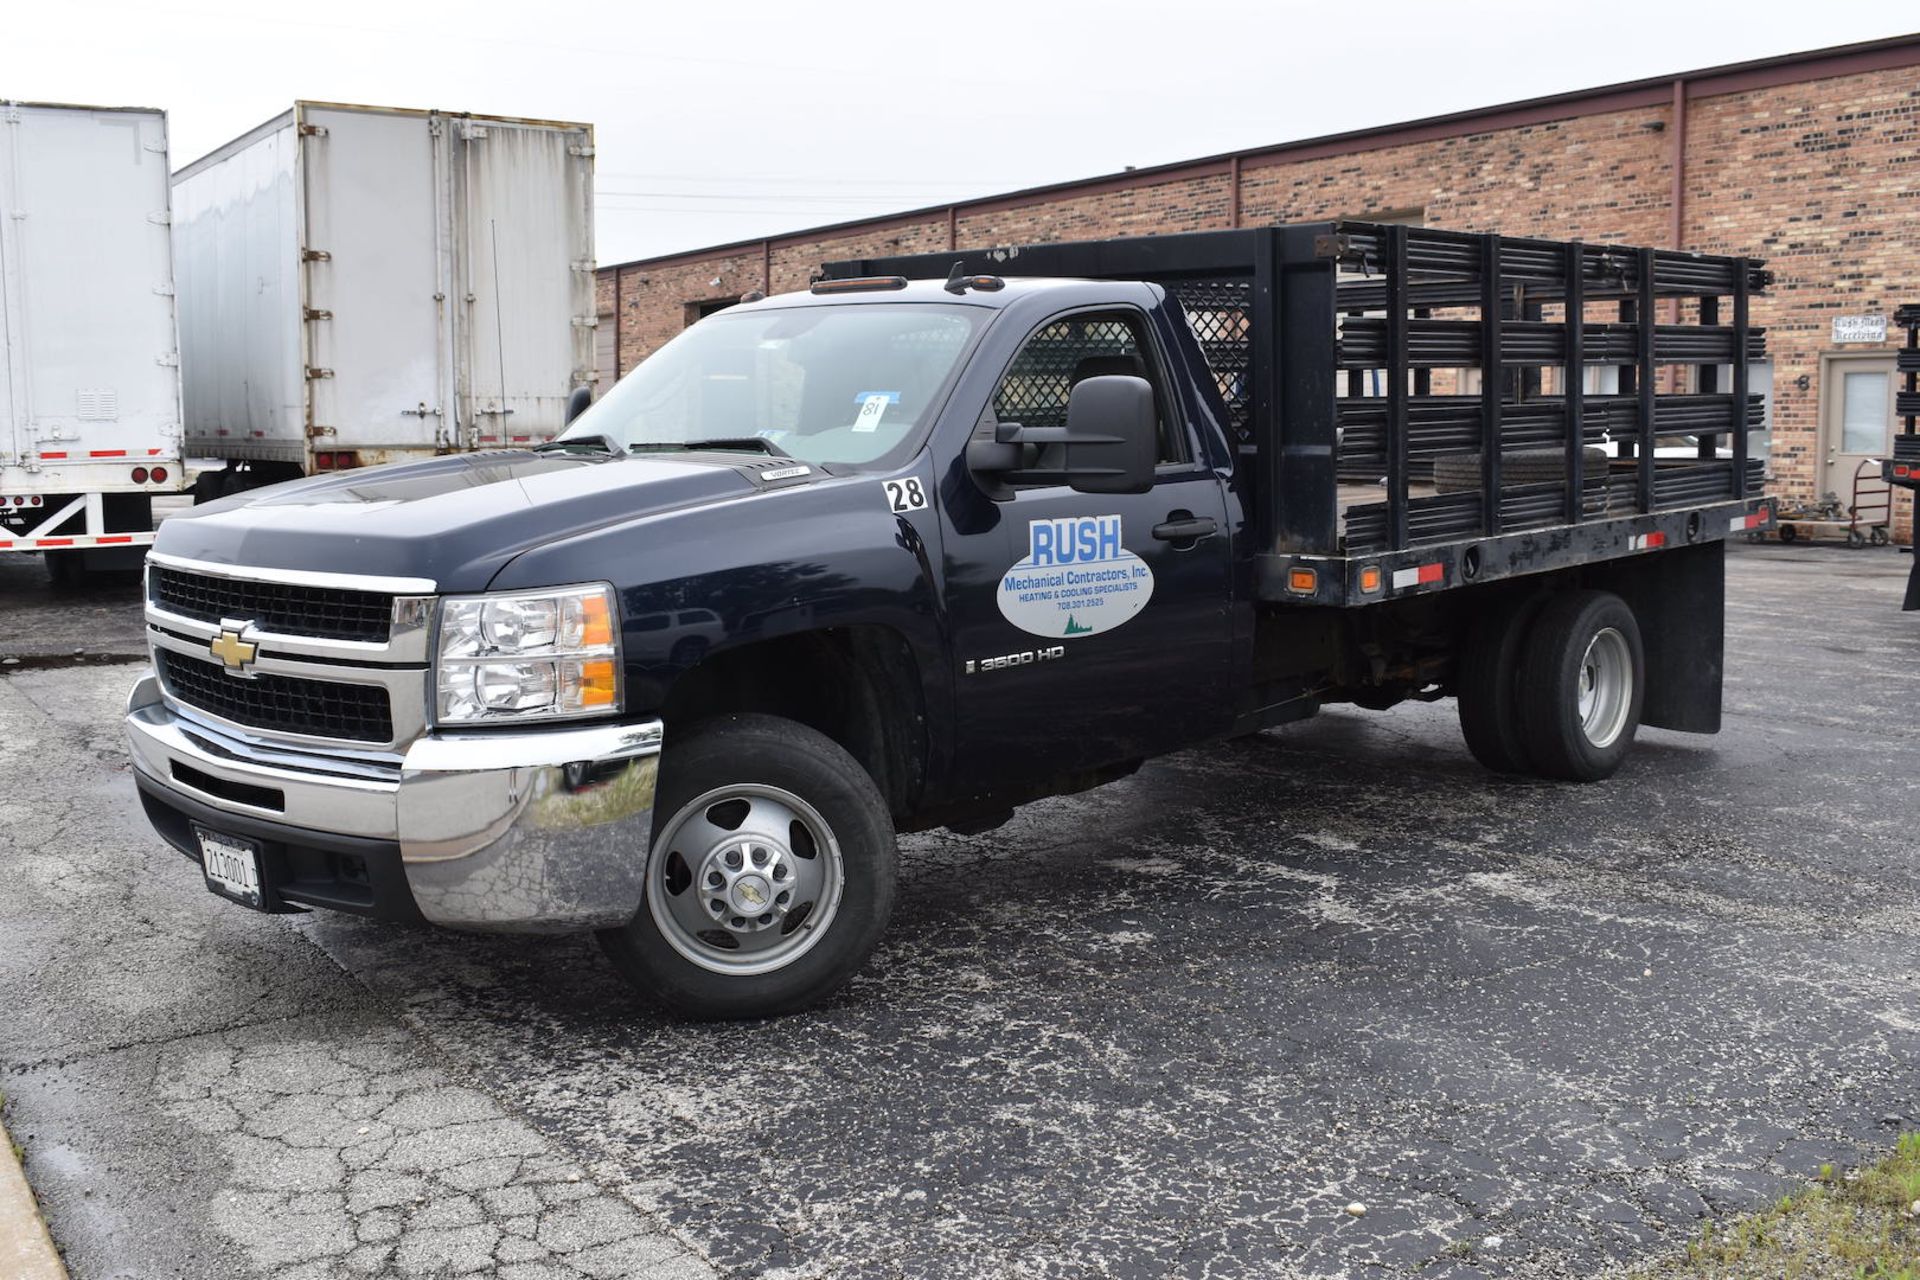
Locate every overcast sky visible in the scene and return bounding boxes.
[6,2,1913,265]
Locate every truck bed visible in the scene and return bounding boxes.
[826,222,1774,606]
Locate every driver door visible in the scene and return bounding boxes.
[941,306,1232,790]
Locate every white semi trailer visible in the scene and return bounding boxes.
[0,101,184,578]
[171,101,596,495]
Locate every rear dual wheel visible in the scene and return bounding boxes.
[1456,588,1644,782]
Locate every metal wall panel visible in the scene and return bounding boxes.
[1,104,182,491]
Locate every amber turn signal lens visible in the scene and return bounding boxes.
[576,659,618,707]
[1359,566,1383,593]
[577,593,614,649]
[1288,567,1317,594]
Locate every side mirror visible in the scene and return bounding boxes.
[964,374,1158,500]
[565,385,593,425]
[1062,375,1157,495]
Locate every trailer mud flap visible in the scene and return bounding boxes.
[1591,541,1723,733]
[1904,555,1920,612]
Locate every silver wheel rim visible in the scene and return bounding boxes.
[1577,627,1633,749]
[647,783,845,977]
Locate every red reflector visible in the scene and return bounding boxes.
[1899,466,1912,478]
[131,466,149,484]
[1417,562,1445,585]
[149,466,168,484]
[315,452,335,470]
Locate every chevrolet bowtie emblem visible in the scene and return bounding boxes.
[209,627,259,673]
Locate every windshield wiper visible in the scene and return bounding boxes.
[533,434,623,455]
[632,436,793,459]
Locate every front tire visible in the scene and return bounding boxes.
[597,713,897,1019]
[1515,590,1644,782]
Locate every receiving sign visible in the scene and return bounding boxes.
[1832,315,1888,345]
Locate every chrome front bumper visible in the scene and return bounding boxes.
[125,672,661,932]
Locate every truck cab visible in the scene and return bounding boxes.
[126,224,1774,1018]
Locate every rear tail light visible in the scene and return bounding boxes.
[150,466,168,484]
[131,466,149,484]
[315,452,335,470]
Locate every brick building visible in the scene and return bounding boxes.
[596,34,1920,525]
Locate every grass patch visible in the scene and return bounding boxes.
[1639,1132,1920,1279]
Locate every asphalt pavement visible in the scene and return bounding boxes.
[2,543,1917,1279]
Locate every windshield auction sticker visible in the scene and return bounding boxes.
[998,515,1154,638]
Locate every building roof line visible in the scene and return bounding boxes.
[602,30,1920,275]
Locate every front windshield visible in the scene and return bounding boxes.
[567,302,984,467]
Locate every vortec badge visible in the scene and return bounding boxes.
[208,626,259,674]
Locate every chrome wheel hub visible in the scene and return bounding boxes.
[1577,626,1632,749]
[696,838,794,933]
[647,783,844,976]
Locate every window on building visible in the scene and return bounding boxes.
[1718,359,1774,465]
[1841,369,1891,455]
[593,307,617,397]
[684,297,737,328]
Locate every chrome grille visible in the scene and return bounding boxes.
[151,566,394,642]
[156,649,395,744]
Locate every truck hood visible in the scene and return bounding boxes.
[153,451,766,592]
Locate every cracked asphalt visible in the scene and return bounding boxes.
[3,543,1918,1279]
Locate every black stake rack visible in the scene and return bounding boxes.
[1884,304,1920,488]
[828,221,1776,606]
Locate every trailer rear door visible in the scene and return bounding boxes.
[299,105,447,458]
[456,118,594,445]
[0,104,179,486]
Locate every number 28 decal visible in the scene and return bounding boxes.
[883,477,928,513]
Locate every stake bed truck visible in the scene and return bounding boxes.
[126,223,1774,1017]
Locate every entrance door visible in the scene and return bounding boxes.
[1821,354,1897,502]
[941,306,1233,791]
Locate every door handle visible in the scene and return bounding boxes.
[1152,515,1218,542]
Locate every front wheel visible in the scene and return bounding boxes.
[1516,590,1645,782]
[598,713,897,1019]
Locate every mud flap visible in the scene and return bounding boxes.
[1590,541,1723,734]
[1904,554,1920,611]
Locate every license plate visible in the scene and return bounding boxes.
[195,827,264,909]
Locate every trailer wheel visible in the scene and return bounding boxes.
[1777,524,1798,543]
[1516,590,1644,782]
[1455,593,1544,774]
[598,713,897,1020]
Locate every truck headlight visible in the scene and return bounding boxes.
[435,584,621,724]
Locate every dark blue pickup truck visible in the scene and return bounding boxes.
[126,223,1774,1017]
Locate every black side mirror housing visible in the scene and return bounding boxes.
[964,374,1157,500]
[565,385,593,425]
[1062,375,1157,495]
